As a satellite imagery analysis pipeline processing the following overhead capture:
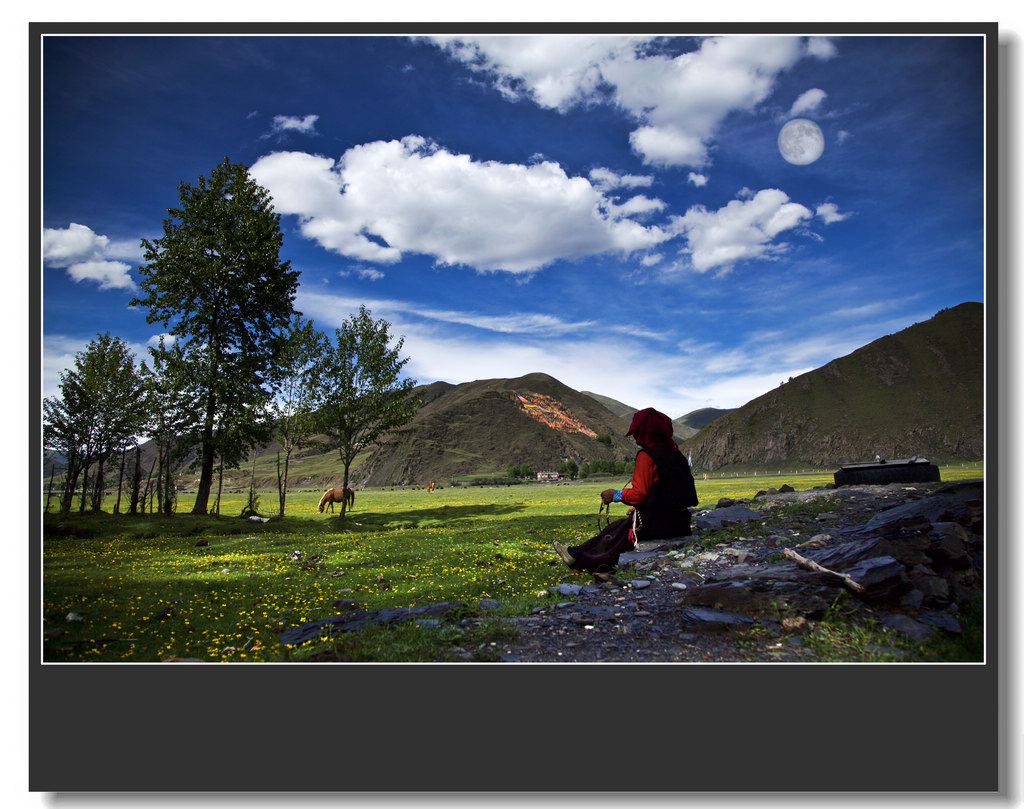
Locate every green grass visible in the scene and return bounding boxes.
[41,464,984,663]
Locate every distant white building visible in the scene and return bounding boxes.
[536,471,560,481]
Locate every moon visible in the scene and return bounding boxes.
[778,118,824,165]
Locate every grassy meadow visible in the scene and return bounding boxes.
[41,464,984,663]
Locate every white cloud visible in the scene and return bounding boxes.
[789,88,827,117]
[687,172,708,187]
[65,260,135,290]
[297,289,595,337]
[430,35,836,168]
[816,202,851,224]
[429,35,642,110]
[588,167,654,191]
[268,114,319,136]
[340,265,386,281]
[42,222,137,291]
[672,188,813,273]
[806,37,839,60]
[290,288,863,417]
[250,138,671,274]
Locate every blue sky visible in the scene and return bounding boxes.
[40,30,988,417]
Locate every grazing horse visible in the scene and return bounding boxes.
[427,481,436,493]
[318,486,355,514]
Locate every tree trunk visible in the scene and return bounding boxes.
[114,447,126,514]
[91,455,107,512]
[277,449,292,518]
[162,448,176,515]
[45,466,55,513]
[129,446,141,515]
[143,457,157,515]
[156,444,165,516]
[79,462,91,512]
[215,453,224,516]
[337,461,351,521]
[191,391,218,515]
[61,452,83,520]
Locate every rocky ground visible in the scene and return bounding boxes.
[284,479,983,663]
[495,479,984,663]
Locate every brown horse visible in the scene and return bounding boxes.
[318,486,355,513]
[427,481,436,493]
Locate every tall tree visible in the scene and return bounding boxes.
[130,157,300,514]
[138,339,201,516]
[43,333,146,518]
[306,306,421,519]
[267,315,321,517]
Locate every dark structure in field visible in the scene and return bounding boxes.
[834,457,941,486]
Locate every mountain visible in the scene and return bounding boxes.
[50,304,984,491]
[581,391,637,420]
[354,372,637,486]
[673,407,734,439]
[679,302,983,471]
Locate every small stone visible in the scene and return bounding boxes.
[919,611,962,634]
[795,534,831,549]
[881,614,934,641]
[630,579,652,589]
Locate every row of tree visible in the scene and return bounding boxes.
[578,459,635,478]
[43,158,420,521]
[503,459,627,481]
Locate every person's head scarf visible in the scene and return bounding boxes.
[625,407,676,448]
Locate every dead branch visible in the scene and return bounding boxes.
[783,547,865,594]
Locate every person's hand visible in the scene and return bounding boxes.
[601,488,616,505]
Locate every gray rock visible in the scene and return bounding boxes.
[678,606,756,628]
[479,598,502,611]
[279,600,466,646]
[553,583,583,596]
[693,505,762,531]
[682,579,835,619]
[881,614,934,640]
[844,556,910,600]
[919,610,962,634]
[928,523,971,565]
[861,495,951,533]
[630,579,652,589]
